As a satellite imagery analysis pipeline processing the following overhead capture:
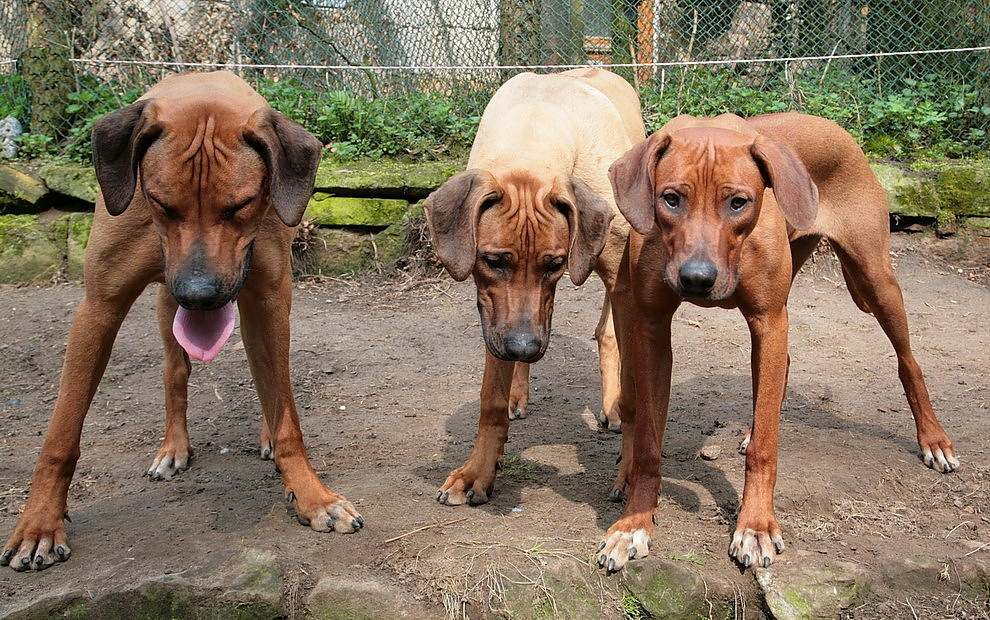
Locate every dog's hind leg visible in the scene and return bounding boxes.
[147,286,193,479]
[508,362,530,419]
[827,230,959,473]
[595,293,622,432]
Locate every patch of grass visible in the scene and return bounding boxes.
[499,454,536,483]
[671,551,704,566]
[622,592,652,619]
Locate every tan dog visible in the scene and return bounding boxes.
[2,71,362,572]
[595,112,959,572]
[424,68,645,506]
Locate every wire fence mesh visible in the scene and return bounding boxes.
[1,0,988,162]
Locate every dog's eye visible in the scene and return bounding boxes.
[482,254,507,271]
[661,193,680,209]
[729,197,749,212]
[222,198,255,221]
[158,204,180,220]
[545,256,566,274]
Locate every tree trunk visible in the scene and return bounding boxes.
[21,0,73,140]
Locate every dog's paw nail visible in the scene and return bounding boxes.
[615,454,622,465]
[326,517,335,530]
[607,558,616,572]
[435,491,443,500]
[647,539,653,550]
[63,512,71,522]
[773,540,784,554]
[597,541,606,552]
[495,461,503,471]
[628,547,637,559]
[742,554,751,567]
[56,546,66,559]
[762,556,771,568]
[20,556,30,566]
[598,554,606,567]
[440,492,449,503]
[286,491,295,504]
[353,517,364,530]
[466,489,475,499]
[652,514,659,525]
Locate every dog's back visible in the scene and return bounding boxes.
[469,69,644,199]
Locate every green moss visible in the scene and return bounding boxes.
[39,164,99,203]
[314,158,464,198]
[0,213,59,282]
[306,194,409,226]
[623,562,710,620]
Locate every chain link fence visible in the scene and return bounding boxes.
[1,0,988,162]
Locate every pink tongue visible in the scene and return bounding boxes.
[172,301,236,362]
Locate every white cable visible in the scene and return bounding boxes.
[1,45,985,71]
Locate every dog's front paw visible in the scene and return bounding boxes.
[2,508,71,572]
[437,460,498,506]
[597,514,653,573]
[730,508,784,569]
[146,444,191,480]
[288,488,364,534]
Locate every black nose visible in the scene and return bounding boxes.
[503,331,542,362]
[171,274,227,310]
[678,260,718,297]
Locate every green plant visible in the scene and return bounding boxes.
[622,592,651,619]
[0,74,29,120]
[15,133,55,159]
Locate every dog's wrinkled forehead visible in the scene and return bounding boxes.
[661,127,764,182]
[142,97,265,197]
[478,170,568,248]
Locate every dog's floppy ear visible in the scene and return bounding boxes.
[243,108,323,227]
[92,99,163,215]
[608,132,671,235]
[750,136,819,230]
[552,176,614,286]
[424,169,501,281]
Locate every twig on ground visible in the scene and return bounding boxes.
[385,517,469,544]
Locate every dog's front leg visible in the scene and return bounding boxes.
[598,312,673,572]
[239,272,363,534]
[2,290,142,571]
[437,351,514,506]
[146,286,192,479]
[730,306,788,569]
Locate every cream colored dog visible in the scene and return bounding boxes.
[424,68,645,507]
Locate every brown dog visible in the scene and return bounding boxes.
[596,112,959,573]
[424,68,645,506]
[2,71,362,572]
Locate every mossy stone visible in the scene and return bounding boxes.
[622,561,720,619]
[0,163,48,205]
[306,194,409,226]
[314,159,464,198]
[39,164,100,204]
[757,554,872,620]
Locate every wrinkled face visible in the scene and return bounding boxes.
[140,109,271,310]
[474,175,571,363]
[651,130,766,300]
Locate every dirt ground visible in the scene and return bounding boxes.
[0,232,988,618]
